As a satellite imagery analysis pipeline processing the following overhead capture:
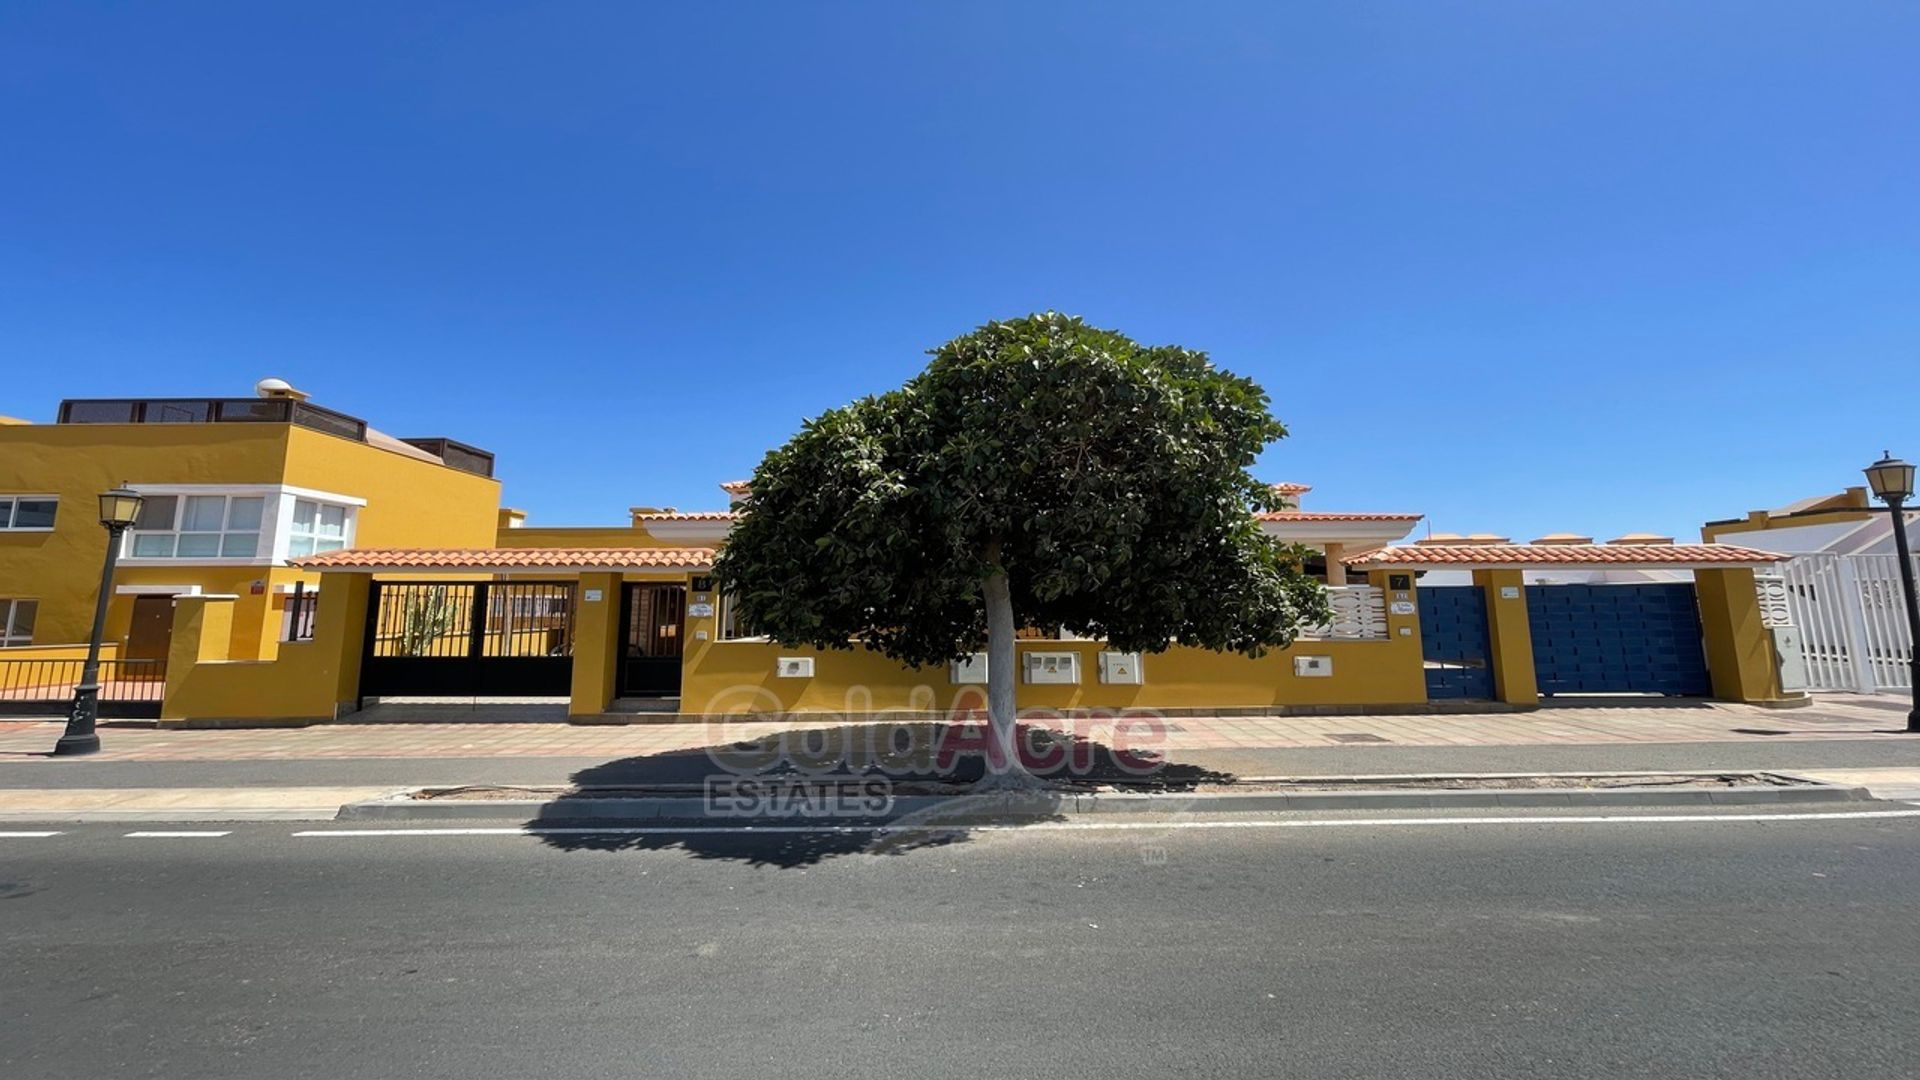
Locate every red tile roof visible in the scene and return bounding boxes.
[293,547,716,571]
[1256,511,1425,522]
[719,480,751,495]
[632,510,736,521]
[1345,543,1782,568]
[1270,482,1312,494]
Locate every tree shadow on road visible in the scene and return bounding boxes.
[532,719,1233,867]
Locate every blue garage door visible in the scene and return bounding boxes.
[1418,586,1493,700]
[1525,583,1712,696]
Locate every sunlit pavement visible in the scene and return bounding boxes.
[0,695,1911,762]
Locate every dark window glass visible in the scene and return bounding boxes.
[133,495,177,531]
[215,399,291,422]
[142,401,212,423]
[11,499,56,529]
[291,403,367,439]
[61,401,139,423]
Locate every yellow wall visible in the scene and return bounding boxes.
[676,566,1427,717]
[496,525,669,548]
[0,422,292,654]
[0,420,498,664]
[283,426,499,550]
[1694,567,1790,703]
[1473,569,1539,706]
[159,571,372,725]
[0,641,121,662]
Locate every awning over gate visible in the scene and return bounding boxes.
[1346,542,1783,572]
[293,546,716,573]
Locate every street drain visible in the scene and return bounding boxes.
[1732,728,1791,736]
[1327,733,1390,744]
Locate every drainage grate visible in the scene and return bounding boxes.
[1327,732,1390,744]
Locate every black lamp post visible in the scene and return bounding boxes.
[53,485,145,757]
[1863,452,1920,732]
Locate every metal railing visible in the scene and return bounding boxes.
[0,658,168,717]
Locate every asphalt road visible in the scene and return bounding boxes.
[6,807,1920,1079]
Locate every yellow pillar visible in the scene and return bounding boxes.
[309,571,373,712]
[160,594,237,718]
[1473,569,1539,706]
[570,572,623,717]
[1365,567,1432,705]
[1694,567,1788,703]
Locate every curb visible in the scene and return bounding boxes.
[336,782,1875,823]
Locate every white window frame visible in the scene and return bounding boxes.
[287,498,355,558]
[125,493,270,561]
[0,494,59,532]
[120,484,365,567]
[0,598,38,646]
[718,591,766,641]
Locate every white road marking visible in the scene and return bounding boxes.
[124,830,232,838]
[0,831,62,838]
[293,807,1920,838]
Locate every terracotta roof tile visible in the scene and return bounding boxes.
[1270,482,1312,494]
[1345,543,1782,568]
[632,510,736,521]
[1255,511,1425,522]
[293,547,715,571]
[719,480,751,495]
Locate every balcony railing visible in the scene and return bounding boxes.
[0,658,167,718]
[58,397,370,441]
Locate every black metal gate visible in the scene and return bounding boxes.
[361,581,575,698]
[617,583,686,697]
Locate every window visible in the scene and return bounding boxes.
[0,496,58,531]
[127,494,265,559]
[288,499,351,557]
[282,589,319,643]
[719,592,762,641]
[0,599,36,646]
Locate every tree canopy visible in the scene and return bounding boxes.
[714,312,1328,670]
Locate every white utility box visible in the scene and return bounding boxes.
[950,652,989,684]
[1098,651,1144,684]
[775,656,815,679]
[1293,655,1333,678]
[1023,652,1079,684]
[1771,626,1808,693]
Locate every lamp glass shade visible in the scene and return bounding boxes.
[97,487,145,528]
[1865,455,1916,503]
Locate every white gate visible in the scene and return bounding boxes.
[1778,552,1917,692]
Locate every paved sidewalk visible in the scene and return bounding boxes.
[0,786,391,822]
[0,695,1909,762]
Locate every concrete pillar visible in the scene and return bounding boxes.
[1473,569,1538,707]
[1322,543,1347,587]
[570,572,623,717]
[161,594,237,717]
[1694,567,1789,703]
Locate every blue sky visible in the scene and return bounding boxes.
[2,2,1914,540]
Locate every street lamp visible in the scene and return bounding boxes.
[1863,452,1919,732]
[53,485,145,757]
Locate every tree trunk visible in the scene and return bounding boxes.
[979,560,1036,788]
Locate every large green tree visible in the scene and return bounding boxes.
[714,313,1327,787]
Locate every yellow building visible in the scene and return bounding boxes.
[0,380,499,683]
[4,416,1797,726]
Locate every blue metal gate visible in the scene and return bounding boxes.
[1525,583,1712,696]
[1418,586,1493,699]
